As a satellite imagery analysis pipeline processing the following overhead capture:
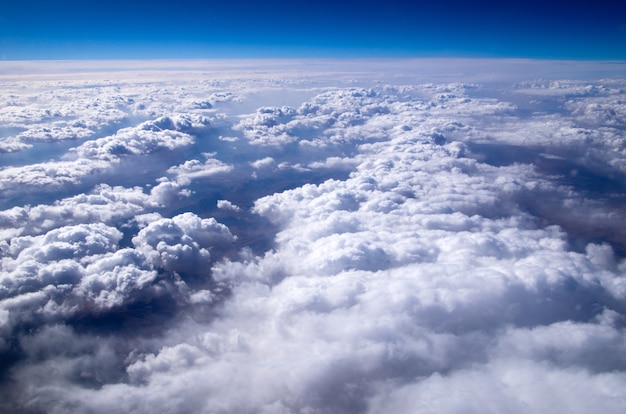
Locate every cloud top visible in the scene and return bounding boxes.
[1,60,625,413]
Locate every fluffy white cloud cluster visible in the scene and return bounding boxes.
[0,223,145,336]
[165,157,234,183]
[0,211,235,357]
[234,89,394,147]
[1,60,626,413]
[133,212,236,275]
[0,68,239,155]
[216,199,242,212]
[0,116,209,202]
[17,125,95,143]
[89,86,622,412]
[0,158,112,195]
[236,106,299,145]
[0,184,157,239]
[0,137,30,154]
[0,83,140,153]
[72,116,198,161]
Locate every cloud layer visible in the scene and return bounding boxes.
[1,59,626,413]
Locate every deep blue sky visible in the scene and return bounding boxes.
[1,0,625,60]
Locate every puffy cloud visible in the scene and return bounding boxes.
[0,209,235,326]
[149,179,193,206]
[72,117,196,161]
[367,359,626,414]
[1,59,626,413]
[74,249,159,311]
[0,184,157,239]
[0,137,31,154]
[132,212,236,275]
[17,125,94,142]
[0,84,146,158]
[0,114,209,205]
[217,199,242,212]
[250,156,275,169]
[4,223,122,268]
[0,158,112,194]
[235,106,299,145]
[165,157,234,183]
[0,223,129,331]
[139,114,211,134]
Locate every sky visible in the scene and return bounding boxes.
[1,0,626,59]
[1,1,626,412]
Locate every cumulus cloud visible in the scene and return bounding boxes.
[235,106,298,145]
[165,157,234,183]
[0,223,132,334]
[250,156,276,169]
[17,125,95,142]
[1,59,626,413]
[0,184,157,239]
[217,199,242,212]
[72,116,196,161]
[0,137,31,154]
[0,84,143,157]
[132,212,236,276]
[0,211,236,365]
[0,158,112,195]
[149,179,193,206]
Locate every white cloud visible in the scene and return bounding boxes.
[5,223,122,267]
[17,125,95,142]
[367,359,626,414]
[1,223,127,330]
[250,156,275,169]
[0,184,157,239]
[165,157,234,182]
[1,59,626,413]
[150,179,193,206]
[216,199,242,212]
[0,137,31,153]
[72,118,195,161]
[76,249,159,310]
[132,212,236,275]
[0,158,113,193]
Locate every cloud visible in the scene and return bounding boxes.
[0,115,209,207]
[0,85,146,158]
[0,158,113,195]
[149,179,193,206]
[71,117,196,161]
[132,212,236,276]
[1,222,129,334]
[17,125,95,142]
[250,156,275,169]
[165,157,234,183]
[1,59,626,413]
[217,199,242,212]
[367,358,626,414]
[0,184,157,239]
[0,211,235,321]
[0,138,31,154]
[235,106,299,145]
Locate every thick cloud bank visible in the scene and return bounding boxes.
[1,59,626,413]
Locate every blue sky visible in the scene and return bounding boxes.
[1,0,625,60]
